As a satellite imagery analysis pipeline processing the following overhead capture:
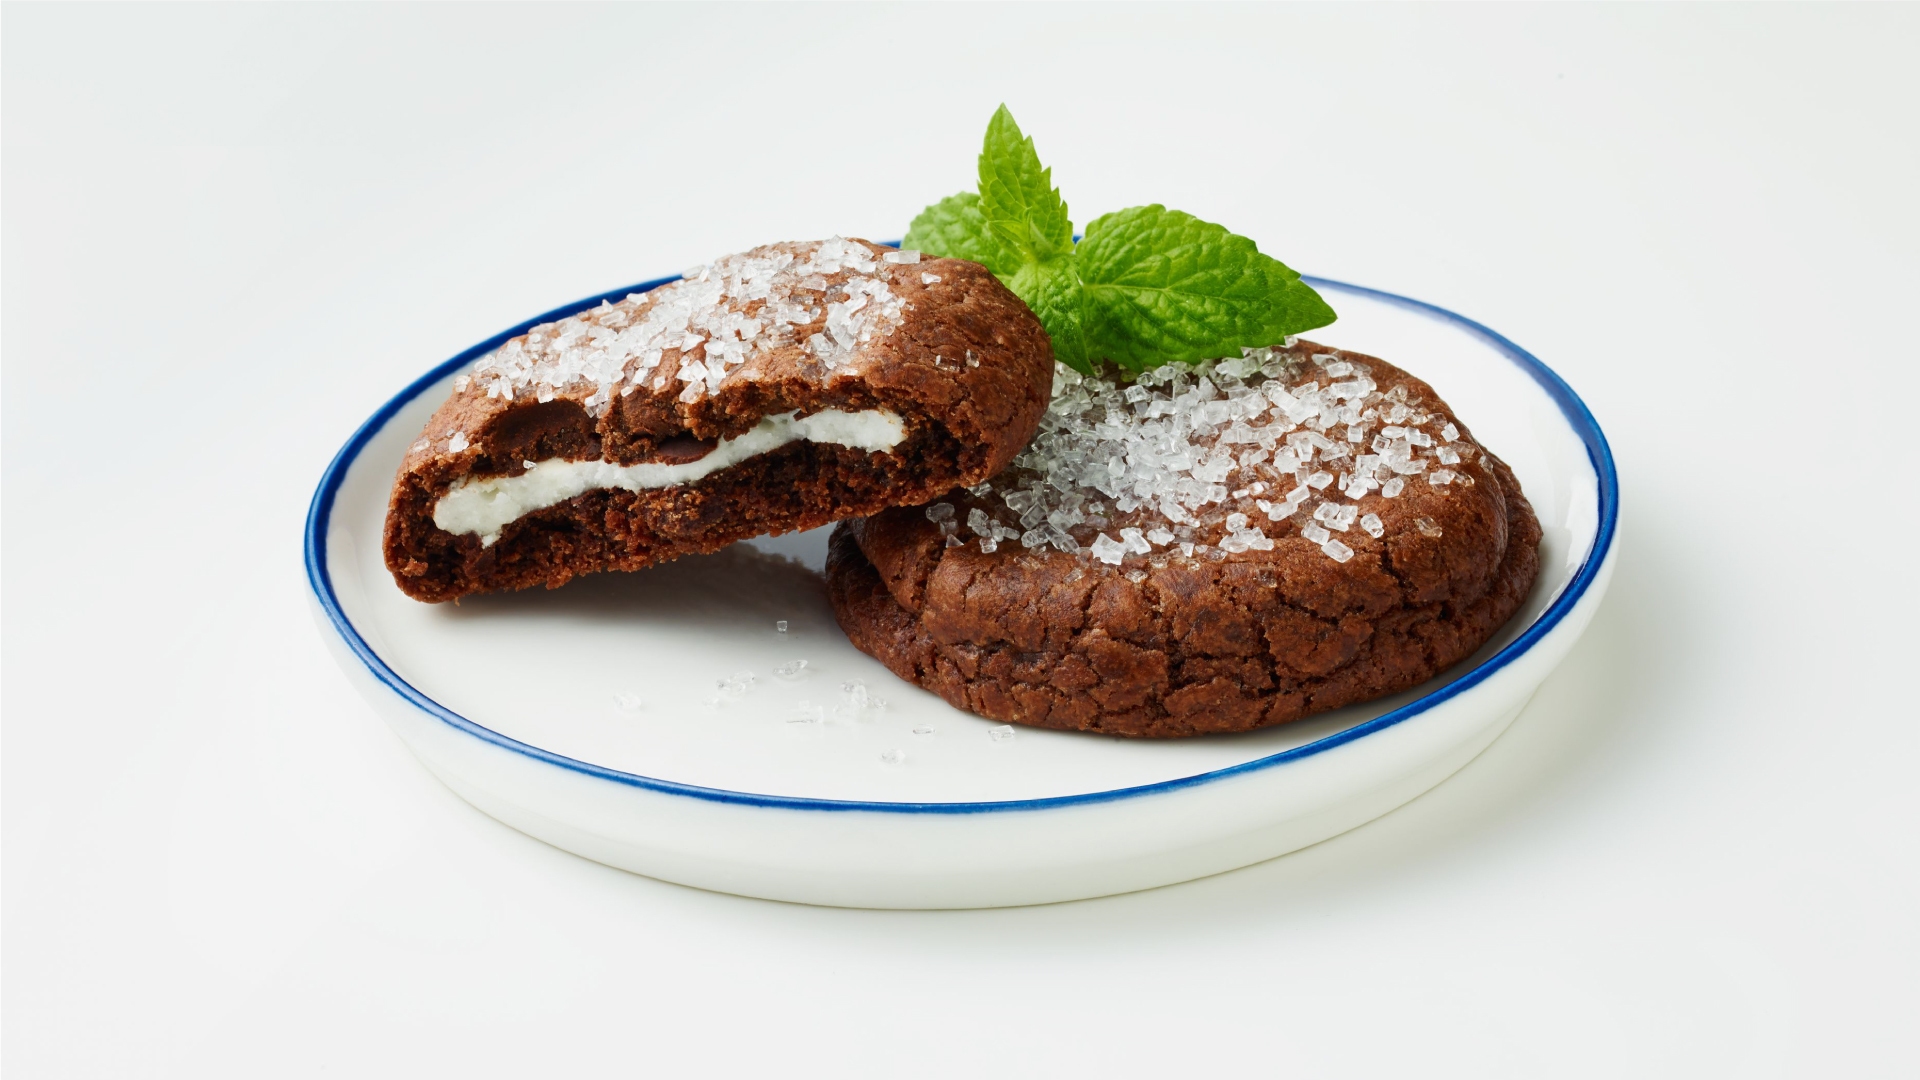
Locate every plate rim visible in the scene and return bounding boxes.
[304,272,1618,815]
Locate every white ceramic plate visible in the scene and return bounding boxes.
[307,274,1617,909]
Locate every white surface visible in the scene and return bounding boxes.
[4,4,1914,1076]
[433,406,906,540]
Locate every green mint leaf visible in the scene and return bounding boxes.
[923,107,1091,372]
[1078,204,1336,372]
[903,191,1010,271]
[1008,258,1093,375]
[976,105,1073,264]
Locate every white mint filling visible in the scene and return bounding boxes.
[433,408,906,544]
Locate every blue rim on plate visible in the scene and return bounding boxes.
[304,274,1618,814]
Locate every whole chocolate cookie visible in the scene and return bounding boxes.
[826,340,1541,737]
[385,238,1053,602]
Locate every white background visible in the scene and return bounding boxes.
[5,5,1916,1077]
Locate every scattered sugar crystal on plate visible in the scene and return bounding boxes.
[837,680,885,714]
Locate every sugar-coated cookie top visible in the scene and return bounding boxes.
[461,238,921,416]
[926,342,1483,567]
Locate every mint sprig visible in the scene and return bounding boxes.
[905,106,1336,376]
[976,106,1073,264]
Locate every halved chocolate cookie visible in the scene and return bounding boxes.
[385,238,1053,602]
[827,340,1541,737]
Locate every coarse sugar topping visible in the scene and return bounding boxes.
[465,238,909,416]
[922,343,1480,565]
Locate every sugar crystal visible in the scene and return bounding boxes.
[842,680,869,708]
[1089,533,1127,564]
[988,725,1015,743]
[879,749,907,766]
[773,660,809,679]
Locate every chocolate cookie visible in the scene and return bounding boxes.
[826,340,1541,737]
[385,238,1053,602]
